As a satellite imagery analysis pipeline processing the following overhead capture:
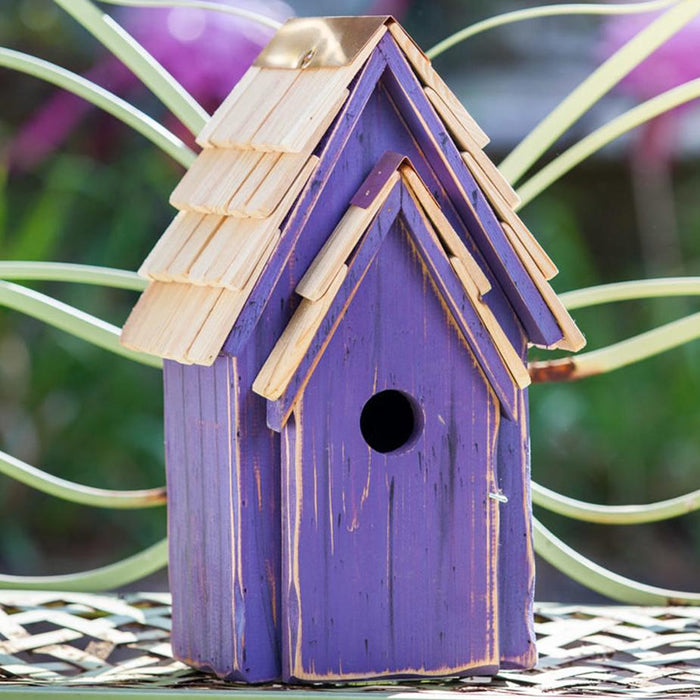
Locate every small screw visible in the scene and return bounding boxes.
[300,48,316,68]
[489,492,508,503]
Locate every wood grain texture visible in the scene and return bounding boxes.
[264,183,520,429]
[296,171,400,301]
[398,187,519,421]
[242,151,320,220]
[221,45,391,355]
[187,217,278,289]
[186,231,281,365]
[448,122,520,210]
[378,37,564,348]
[223,39,525,357]
[253,264,348,401]
[497,390,538,670]
[386,20,489,148]
[249,69,351,153]
[400,165,491,296]
[462,152,559,282]
[164,356,282,681]
[501,222,585,352]
[166,214,225,282]
[450,256,530,389]
[122,231,281,365]
[204,68,299,148]
[139,211,219,280]
[155,28,551,682]
[196,66,261,147]
[265,185,404,433]
[281,218,500,681]
[123,152,318,361]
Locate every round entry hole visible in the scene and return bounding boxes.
[360,390,420,454]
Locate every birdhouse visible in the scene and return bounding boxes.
[121,16,585,683]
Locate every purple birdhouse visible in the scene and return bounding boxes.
[121,16,585,683]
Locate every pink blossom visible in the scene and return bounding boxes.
[600,11,700,100]
[10,0,293,169]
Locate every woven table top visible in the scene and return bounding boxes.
[0,592,699,698]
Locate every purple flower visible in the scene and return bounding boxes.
[598,8,700,273]
[10,0,294,169]
[126,0,293,110]
[600,11,700,100]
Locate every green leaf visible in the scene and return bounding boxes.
[427,0,679,60]
[52,0,209,135]
[560,277,700,310]
[533,481,700,524]
[0,261,146,290]
[0,47,196,168]
[534,518,700,604]
[0,448,165,509]
[517,78,700,207]
[0,279,161,368]
[500,0,700,184]
[96,0,283,30]
[0,538,168,590]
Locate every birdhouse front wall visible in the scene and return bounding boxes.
[280,216,501,681]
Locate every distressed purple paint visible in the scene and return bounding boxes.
[282,218,501,680]
[162,29,542,683]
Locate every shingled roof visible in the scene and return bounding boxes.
[120,16,584,367]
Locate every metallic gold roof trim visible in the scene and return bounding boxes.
[254,16,389,69]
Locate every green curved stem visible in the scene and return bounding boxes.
[0,48,195,168]
[517,78,700,207]
[532,482,700,524]
[96,0,283,30]
[530,310,700,381]
[0,280,161,369]
[0,262,146,291]
[499,0,700,185]
[573,310,700,377]
[0,539,168,591]
[52,0,209,136]
[426,0,678,60]
[0,449,165,509]
[534,518,700,604]
[560,277,700,310]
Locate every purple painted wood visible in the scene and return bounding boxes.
[223,34,527,358]
[398,185,519,420]
[497,390,537,669]
[350,151,406,207]
[163,33,539,681]
[222,46,389,356]
[377,37,563,348]
[163,356,281,682]
[266,179,519,429]
[266,183,404,432]
[281,216,501,681]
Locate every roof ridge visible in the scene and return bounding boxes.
[121,18,583,367]
[253,159,531,423]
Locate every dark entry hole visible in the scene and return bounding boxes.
[360,390,419,454]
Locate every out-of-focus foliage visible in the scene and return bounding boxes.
[0,0,698,597]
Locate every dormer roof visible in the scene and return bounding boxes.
[120,16,584,366]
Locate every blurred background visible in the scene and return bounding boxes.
[0,0,699,599]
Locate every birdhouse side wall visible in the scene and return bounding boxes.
[497,390,537,669]
[163,357,281,682]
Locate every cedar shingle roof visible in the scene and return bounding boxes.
[120,16,584,367]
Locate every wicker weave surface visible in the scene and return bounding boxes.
[0,592,699,697]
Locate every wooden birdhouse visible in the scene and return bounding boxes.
[121,16,585,683]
